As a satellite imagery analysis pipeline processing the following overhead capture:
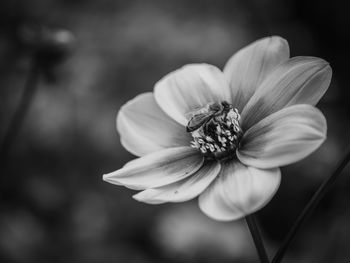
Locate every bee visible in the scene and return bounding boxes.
[186,101,232,132]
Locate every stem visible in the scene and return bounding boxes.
[272,147,350,263]
[0,58,40,159]
[246,214,270,263]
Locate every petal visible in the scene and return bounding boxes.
[133,161,221,204]
[198,161,281,221]
[224,36,289,111]
[241,56,332,130]
[103,147,204,190]
[237,104,327,169]
[154,64,231,125]
[117,93,192,156]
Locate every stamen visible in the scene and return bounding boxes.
[187,101,243,160]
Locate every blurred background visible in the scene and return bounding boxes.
[0,0,350,262]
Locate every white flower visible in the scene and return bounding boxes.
[103,36,331,221]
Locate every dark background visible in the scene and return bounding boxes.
[1,0,350,262]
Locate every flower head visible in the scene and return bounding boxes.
[103,36,331,221]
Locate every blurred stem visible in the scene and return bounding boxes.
[272,147,350,263]
[246,214,270,263]
[0,58,40,159]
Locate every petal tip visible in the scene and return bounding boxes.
[297,56,330,68]
[132,192,142,201]
[323,63,333,77]
[269,35,289,47]
[132,192,148,203]
[198,201,245,221]
[132,191,164,205]
[102,171,123,186]
[102,173,113,182]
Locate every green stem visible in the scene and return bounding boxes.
[246,214,270,263]
[272,146,350,263]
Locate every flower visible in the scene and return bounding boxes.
[103,36,331,221]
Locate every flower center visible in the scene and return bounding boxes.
[186,101,243,160]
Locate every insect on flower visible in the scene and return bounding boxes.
[103,36,332,221]
[186,101,234,132]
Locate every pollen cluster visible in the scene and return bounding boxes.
[187,102,243,160]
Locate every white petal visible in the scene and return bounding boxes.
[238,105,327,169]
[103,147,204,190]
[154,64,231,125]
[224,36,289,111]
[198,161,281,221]
[133,161,221,204]
[241,56,332,130]
[117,93,192,156]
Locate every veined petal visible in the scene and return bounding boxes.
[198,161,281,221]
[154,64,231,125]
[238,105,327,169]
[224,36,289,111]
[117,93,191,156]
[133,161,221,204]
[241,56,332,130]
[103,147,204,190]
